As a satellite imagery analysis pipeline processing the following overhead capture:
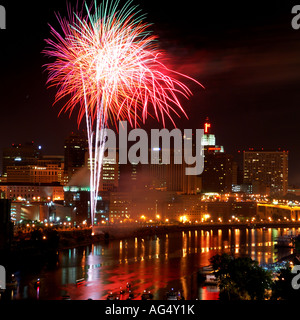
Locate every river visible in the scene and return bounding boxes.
[7,226,296,300]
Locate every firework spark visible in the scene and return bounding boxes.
[44,0,202,225]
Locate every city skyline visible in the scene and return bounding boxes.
[1,0,300,184]
[2,1,300,304]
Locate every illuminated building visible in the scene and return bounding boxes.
[109,190,172,222]
[109,192,132,222]
[165,194,208,222]
[165,193,257,222]
[200,118,233,193]
[201,117,224,152]
[201,118,216,147]
[6,164,63,184]
[0,175,7,183]
[2,142,64,184]
[206,199,256,222]
[86,150,119,192]
[243,150,288,196]
[63,186,91,224]
[101,158,119,191]
[147,148,202,194]
[201,152,233,193]
[64,132,88,184]
[2,142,41,176]
[118,162,140,191]
[10,202,49,222]
[0,182,64,202]
[63,186,109,224]
[232,183,253,194]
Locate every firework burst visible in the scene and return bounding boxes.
[44,0,202,225]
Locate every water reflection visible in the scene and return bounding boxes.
[11,227,297,300]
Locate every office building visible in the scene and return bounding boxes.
[2,142,41,176]
[200,118,234,193]
[64,132,88,183]
[201,152,233,193]
[0,182,64,202]
[243,150,288,196]
[6,164,63,184]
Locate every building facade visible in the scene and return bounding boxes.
[200,119,234,193]
[6,164,63,184]
[243,150,288,196]
[0,182,64,202]
[2,142,41,176]
[64,132,88,184]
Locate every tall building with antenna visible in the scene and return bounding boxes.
[200,118,234,193]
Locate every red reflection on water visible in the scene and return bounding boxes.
[60,262,182,300]
[55,232,224,300]
[200,286,219,300]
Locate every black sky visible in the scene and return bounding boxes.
[0,0,300,183]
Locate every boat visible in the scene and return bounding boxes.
[198,265,218,285]
[204,273,218,285]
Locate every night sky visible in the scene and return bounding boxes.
[1,0,300,184]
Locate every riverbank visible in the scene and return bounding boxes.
[4,221,300,272]
[91,221,300,241]
[5,226,296,301]
[47,220,300,250]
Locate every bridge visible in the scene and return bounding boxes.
[257,203,300,221]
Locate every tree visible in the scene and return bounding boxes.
[271,264,300,300]
[209,253,272,300]
[293,235,300,254]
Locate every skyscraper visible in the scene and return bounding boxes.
[64,132,88,184]
[243,150,288,196]
[201,117,224,153]
[200,118,233,193]
[201,152,234,193]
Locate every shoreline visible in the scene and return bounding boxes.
[4,221,300,269]
[57,220,300,249]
